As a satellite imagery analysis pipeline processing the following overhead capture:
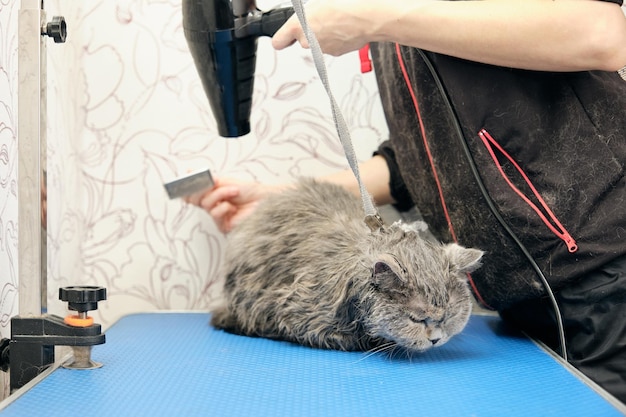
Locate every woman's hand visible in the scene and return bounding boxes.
[187,156,393,233]
[186,177,287,234]
[272,0,381,56]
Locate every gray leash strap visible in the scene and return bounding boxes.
[290,0,384,232]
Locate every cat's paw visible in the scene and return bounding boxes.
[210,307,239,331]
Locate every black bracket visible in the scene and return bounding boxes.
[0,286,107,392]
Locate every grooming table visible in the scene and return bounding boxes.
[0,312,623,416]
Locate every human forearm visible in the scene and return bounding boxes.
[273,0,626,72]
[320,155,394,205]
[378,0,626,72]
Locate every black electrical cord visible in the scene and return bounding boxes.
[413,49,568,361]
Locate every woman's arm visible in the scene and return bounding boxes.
[320,155,395,205]
[187,156,394,233]
[273,0,626,72]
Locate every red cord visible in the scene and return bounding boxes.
[394,44,456,241]
[394,44,492,309]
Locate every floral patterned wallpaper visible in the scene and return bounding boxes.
[0,0,20,333]
[0,0,387,341]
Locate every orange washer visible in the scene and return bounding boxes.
[64,315,94,327]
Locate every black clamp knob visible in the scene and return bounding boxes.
[59,286,107,314]
[43,16,67,43]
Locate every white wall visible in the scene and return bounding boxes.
[0,0,20,337]
[1,0,387,331]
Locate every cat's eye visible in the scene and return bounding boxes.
[408,315,426,325]
[389,254,408,275]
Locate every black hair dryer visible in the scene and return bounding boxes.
[182,0,294,137]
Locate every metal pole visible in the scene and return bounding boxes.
[17,0,47,317]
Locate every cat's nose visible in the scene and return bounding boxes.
[430,338,441,345]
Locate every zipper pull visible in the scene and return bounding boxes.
[563,234,578,253]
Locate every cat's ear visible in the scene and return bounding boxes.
[372,261,405,289]
[374,261,393,275]
[444,244,484,274]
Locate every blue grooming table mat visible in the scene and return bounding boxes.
[0,312,623,417]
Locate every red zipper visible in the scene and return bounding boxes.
[478,129,578,253]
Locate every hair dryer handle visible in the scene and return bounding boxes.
[260,7,294,37]
[235,7,294,38]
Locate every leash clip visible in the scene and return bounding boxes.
[364,214,384,232]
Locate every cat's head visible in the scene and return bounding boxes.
[365,231,483,354]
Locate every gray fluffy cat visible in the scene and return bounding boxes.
[211,178,484,355]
